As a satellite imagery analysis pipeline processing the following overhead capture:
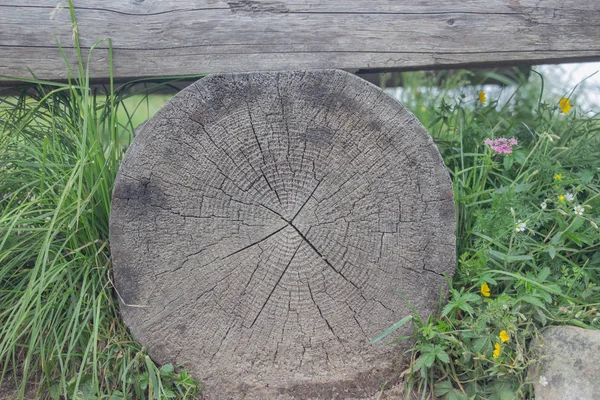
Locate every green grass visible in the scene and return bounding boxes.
[376,68,600,399]
[0,9,598,398]
[0,77,203,400]
[0,6,202,397]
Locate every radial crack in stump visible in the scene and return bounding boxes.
[109,69,455,399]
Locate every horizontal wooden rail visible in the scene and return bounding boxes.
[0,0,599,83]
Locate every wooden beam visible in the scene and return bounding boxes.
[1,0,599,83]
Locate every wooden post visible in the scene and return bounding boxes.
[109,70,455,399]
[1,0,599,84]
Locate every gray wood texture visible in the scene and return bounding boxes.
[109,70,455,399]
[1,0,599,83]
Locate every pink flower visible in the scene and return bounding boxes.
[485,137,518,155]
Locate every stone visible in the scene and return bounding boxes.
[531,325,600,400]
[109,70,455,399]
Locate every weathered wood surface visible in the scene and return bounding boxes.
[109,70,455,399]
[1,0,599,83]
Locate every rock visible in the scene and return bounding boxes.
[531,325,600,400]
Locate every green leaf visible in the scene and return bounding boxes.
[551,231,564,245]
[489,389,518,400]
[505,254,533,263]
[536,267,551,282]
[370,315,412,344]
[535,307,548,326]
[442,302,455,318]
[547,246,556,259]
[577,170,595,184]
[569,217,585,232]
[447,391,469,400]
[145,356,161,400]
[110,392,126,400]
[423,352,436,368]
[458,302,475,316]
[435,380,469,400]
[489,249,532,263]
[514,150,527,165]
[494,182,534,194]
[519,295,546,309]
[160,363,175,377]
[49,382,62,400]
[566,232,593,246]
[488,249,507,261]
[434,380,453,396]
[472,337,490,353]
[436,349,450,364]
[513,182,535,193]
[139,372,149,391]
[461,292,480,302]
[503,155,513,170]
[389,335,411,344]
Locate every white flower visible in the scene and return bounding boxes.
[539,375,549,387]
[565,192,575,202]
[573,205,584,216]
[515,220,527,232]
[540,201,547,210]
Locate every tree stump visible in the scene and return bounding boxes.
[109,70,455,399]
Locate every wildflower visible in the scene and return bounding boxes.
[565,192,575,202]
[574,205,584,216]
[540,201,547,210]
[484,137,518,155]
[558,195,565,202]
[493,343,501,358]
[559,98,571,114]
[481,282,491,297]
[499,330,510,343]
[479,90,486,104]
[515,220,526,232]
[554,173,563,181]
[539,375,549,387]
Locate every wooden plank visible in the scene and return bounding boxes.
[1,0,599,83]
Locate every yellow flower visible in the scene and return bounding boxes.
[554,173,562,181]
[499,330,510,343]
[493,343,501,358]
[479,90,486,104]
[558,195,565,202]
[481,282,491,297]
[559,98,571,114]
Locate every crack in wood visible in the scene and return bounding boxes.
[248,242,301,328]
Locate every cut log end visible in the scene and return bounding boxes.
[109,69,455,399]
